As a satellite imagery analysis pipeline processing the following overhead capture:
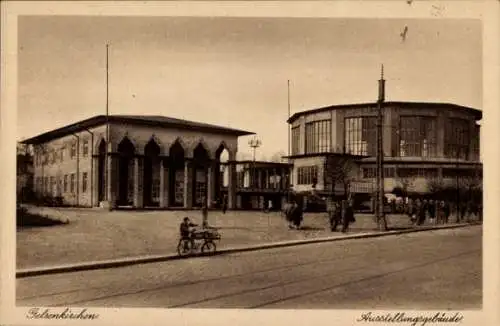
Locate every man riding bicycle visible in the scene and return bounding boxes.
[179,217,198,249]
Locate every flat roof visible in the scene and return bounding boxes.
[222,160,292,166]
[21,115,255,144]
[287,101,482,124]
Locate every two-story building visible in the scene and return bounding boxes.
[287,101,482,199]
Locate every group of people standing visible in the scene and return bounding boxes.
[326,198,356,233]
[402,198,482,225]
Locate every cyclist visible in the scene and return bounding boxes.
[179,217,198,250]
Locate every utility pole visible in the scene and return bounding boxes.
[287,80,292,194]
[376,65,388,231]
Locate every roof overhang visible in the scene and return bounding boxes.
[21,115,254,145]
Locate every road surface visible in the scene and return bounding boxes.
[17,226,482,309]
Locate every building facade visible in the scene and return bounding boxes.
[287,102,482,197]
[220,161,292,210]
[22,115,253,209]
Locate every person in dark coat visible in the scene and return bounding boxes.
[341,200,354,233]
[428,199,436,224]
[417,199,427,225]
[443,201,450,224]
[221,194,228,214]
[329,201,342,232]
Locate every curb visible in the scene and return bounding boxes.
[16,222,479,279]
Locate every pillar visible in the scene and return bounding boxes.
[272,168,277,189]
[159,159,169,208]
[265,170,269,189]
[281,170,286,190]
[207,163,214,208]
[236,194,242,209]
[92,157,99,207]
[133,157,144,208]
[228,153,237,209]
[106,154,118,208]
[183,160,193,209]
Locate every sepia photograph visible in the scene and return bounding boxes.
[2,1,499,326]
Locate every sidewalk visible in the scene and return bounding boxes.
[16,206,479,270]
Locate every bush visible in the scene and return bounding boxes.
[17,206,69,228]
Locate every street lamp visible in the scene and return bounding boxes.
[248,137,262,188]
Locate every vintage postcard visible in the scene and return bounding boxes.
[1,1,499,326]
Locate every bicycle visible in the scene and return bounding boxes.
[177,227,221,257]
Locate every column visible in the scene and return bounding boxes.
[228,154,237,209]
[258,170,263,189]
[92,157,99,207]
[273,168,277,189]
[281,170,286,190]
[159,159,169,208]
[236,194,242,209]
[265,170,269,189]
[133,157,144,208]
[206,164,213,208]
[106,154,117,208]
[183,160,193,208]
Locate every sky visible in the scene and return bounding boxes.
[17,16,482,160]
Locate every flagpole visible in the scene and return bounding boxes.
[105,43,110,206]
[287,80,291,159]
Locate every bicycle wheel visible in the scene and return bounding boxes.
[177,239,192,257]
[201,241,217,255]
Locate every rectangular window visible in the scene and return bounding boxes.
[71,143,77,159]
[82,140,89,157]
[344,117,376,156]
[444,118,470,160]
[471,124,480,161]
[82,172,88,193]
[363,168,376,178]
[57,177,62,195]
[50,176,55,194]
[397,168,438,178]
[151,163,160,203]
[174,170,184,205]
[291,126,300,155]
[305,120,331,154]
[63,175,68,193]
[399,116,437,157]
[70,174,75,193]
[297,166,318,185]
[60,147,65,162]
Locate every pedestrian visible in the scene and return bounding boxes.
[428,199,436,224]
[329,201,342,232]
[417,199,427,225]
[201,196,209,228]
[341,199,354,233]
[221,194,228,214]
[443,201,450,224]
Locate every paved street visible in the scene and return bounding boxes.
[17,225,481,310]
[18,206,448,269]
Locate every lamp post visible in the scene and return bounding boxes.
[248,137,262,187]
[248,137,262,212]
